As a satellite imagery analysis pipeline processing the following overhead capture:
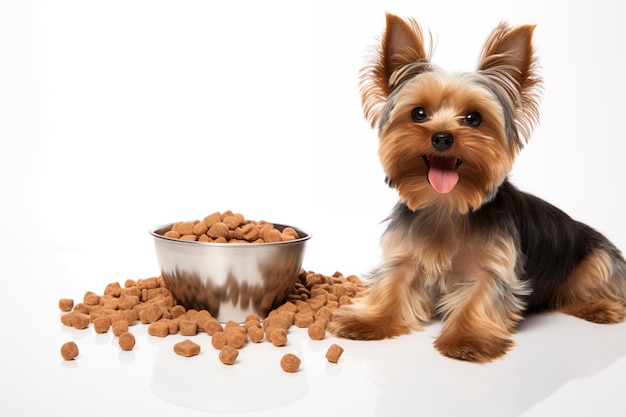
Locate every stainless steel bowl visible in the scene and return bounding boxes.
[150,223,311,323]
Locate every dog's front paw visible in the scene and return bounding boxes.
[434,333,514,363]
[328,308,410,340]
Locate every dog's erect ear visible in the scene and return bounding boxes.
[361,13,429,127]
[382,14,428,81]
[478,24,536,93]
[478,24,541,146]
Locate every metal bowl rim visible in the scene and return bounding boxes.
[149,222,311,247]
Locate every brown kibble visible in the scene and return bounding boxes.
[280,353,301,373]
[204,319,223,336]
[267,327,288,347]
[60,341,79,361]
[338,295,352,306]
[111,321,129,337]
[193,221,208,236]
[306,297,325,312]
[247,325,264,343]
[138,277,160,289]
[102,297,120,310]
[170,305,186,319]
[179,320,197,336]
[104,282,122,297]
[219,345,239,365]
[174,339,201,357]
[147,321,169,337]
[139,304,162,324]
[58,298,74,312]
[261,228,282,243]
[277,301,298,313]
[162,211,305,244]
[121,286,141,297]
[83,291,99,306]
[306,273,326,287]
[160,319,178,334]
[264,314,291,330]
[315,307,333,323]
[211,332,227,350]
[55,262,364,367]
[294,312,314,328]
[93,316,110,334]
[243,319,261,330]
[208,222,230,239]
[177,221,195,235]
[226,330,247,349]
[224,320,244,331]
[60,312,74,326]
[164,230,181,239]
[282,226,299,239]
[325,343,344,363]
[222,215,240,230]
[203,212,221,228]
[118,295,140,310]
[72,302,90,314]
[234,223,260,241]
[118,309,137,326]
[307,323,326,340]
[118,332,136,351]
[71,313,90,330]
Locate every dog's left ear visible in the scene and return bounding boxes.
[478,24,541,148]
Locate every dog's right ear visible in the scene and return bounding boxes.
[361,13,429,127]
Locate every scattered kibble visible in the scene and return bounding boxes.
[57,230,367,371]
[58,299,74,312]
[93,316,110,334]
[118,332,136,351]
[111,321,128,337]
[219,345,239,365]
[280,353,301,373]
[60,341,79,361]
[325,344,344,363]
[173,339,201,357]
[70,313,90,330]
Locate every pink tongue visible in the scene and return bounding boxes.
[428,157,459,194]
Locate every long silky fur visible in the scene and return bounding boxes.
[329,13,626,362]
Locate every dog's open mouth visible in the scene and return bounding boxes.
[423,156,462,194]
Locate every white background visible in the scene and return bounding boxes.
[2,1,626,416]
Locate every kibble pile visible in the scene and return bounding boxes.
[162,210,301,243]
[59,269,362,370]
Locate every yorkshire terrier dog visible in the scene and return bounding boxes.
[329,13,626,362]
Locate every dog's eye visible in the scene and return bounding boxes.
[464,112,482,127]
[411,107,428,123]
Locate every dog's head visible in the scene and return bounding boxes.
[363,14,541,213]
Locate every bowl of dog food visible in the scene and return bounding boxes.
[150,211,311,323]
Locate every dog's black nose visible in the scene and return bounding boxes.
[431,132,454,151]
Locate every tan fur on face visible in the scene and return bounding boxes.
[380,73,514,213]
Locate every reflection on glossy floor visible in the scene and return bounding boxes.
[3,249,626,417]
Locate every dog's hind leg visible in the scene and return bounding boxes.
[552,248,626,324]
